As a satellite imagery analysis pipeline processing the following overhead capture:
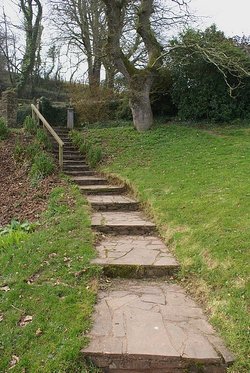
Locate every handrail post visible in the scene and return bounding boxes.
[59,144,63,170]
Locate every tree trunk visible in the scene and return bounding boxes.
[129,73,153,132]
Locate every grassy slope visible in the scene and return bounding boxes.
[80,123,250,372]
[0,184,100,372]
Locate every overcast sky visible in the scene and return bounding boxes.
[2,0,250,37]
[1,0,250,81]
[190,0,250,36]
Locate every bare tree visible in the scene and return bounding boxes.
[102,0,166,131]
[17,0,43,95]
[51,0,106,88]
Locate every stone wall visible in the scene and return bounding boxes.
[0,90,18,127]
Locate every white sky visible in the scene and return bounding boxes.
[2,0,250,37]
[190,0,250,36]
[1,0,250,80]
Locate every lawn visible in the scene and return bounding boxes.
[72,122,250,372]
[0,184,100,372]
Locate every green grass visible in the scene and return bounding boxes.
[73,122,250,372]
[0,184,100,372]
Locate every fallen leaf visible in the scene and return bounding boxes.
[19,315,33,327]
[0,285,10,292]
[35,328,42,336]
[0,313,3,322]
[9,355,19,369]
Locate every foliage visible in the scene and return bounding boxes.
[70,130,102,168]
[68,84,117,125]
[0,184,100,372]
[83,122,250,372]
[29,152,55,182]
[0,117,10,140]
[36,128,52,150]
[39,96,67,126]
[150,68,177,117]
[23,115,37,135]
[17,104,32,127]
[0,219,36,236]
[169,26,250,121]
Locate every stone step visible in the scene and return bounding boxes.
[63,157,84,162]
[79,185,125,195]
[52,145,76,151]
[91,211,157,235]
[64,170,96,176]
[82,280,234,372]
[92,235,179,278]
[71,176,108,186]
[63,164,90,172]
[86,195,140,211]
[63,159,87,164]
[63,155,84,161]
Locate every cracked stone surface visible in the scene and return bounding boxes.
[71,176,107,182]
[82,280,234,371]
[92,212,155,227]
[92,235,178,268]
[87,195,138,205]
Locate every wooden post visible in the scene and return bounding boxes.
[36,99,42,127]
[59,144,63,169]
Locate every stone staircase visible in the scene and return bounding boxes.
[52,128,234,373]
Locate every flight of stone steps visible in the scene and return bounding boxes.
[51,127,234,373]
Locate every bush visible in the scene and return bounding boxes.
[0,117,10,140]
[23,115,37,135]
[17,104,32,126]
[170,26,250,122]
[68,85,117,125]
[39,97,67,126]
[29,152,55,181]
[36,128,52,150]
[70,130,102,168]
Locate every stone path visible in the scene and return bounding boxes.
[52,128,234,372]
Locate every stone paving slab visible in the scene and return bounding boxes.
[79,185,125,195]
[71,176,108,185]
[91,212,156,234]
[87,195,139,211]
[82,280,234,372]
[92,235,179,277]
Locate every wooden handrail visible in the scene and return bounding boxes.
[31,103,64,168]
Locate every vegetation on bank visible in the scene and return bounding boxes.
[0,184,100,372]
[71,122,250,372]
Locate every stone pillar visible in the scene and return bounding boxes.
[0,90,18,128]
[67,107,74,129]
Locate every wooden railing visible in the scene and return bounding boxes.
[31,103,64,169]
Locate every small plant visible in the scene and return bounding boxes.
[0,219,36,236]
[23,115,37,135]
[29,151,55,181]
[13,141,26,161]
[36,128,52,150]
[0,117,10,140]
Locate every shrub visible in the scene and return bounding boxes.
[0,117,10,140]
[17,104,32,127]
[23,115,37,135]
[68,85,117,125]
[29,152,55,181]
[36,128,52,150]
[70,130,102,168]
[39,97,67,126]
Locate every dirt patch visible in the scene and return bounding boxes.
[0,132,64,226]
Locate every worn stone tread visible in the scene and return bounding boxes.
[71,176,108,185]
[79,185,125,195]
[91,211,156,235]
[82,280,234,372]
[92,235,178,266]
